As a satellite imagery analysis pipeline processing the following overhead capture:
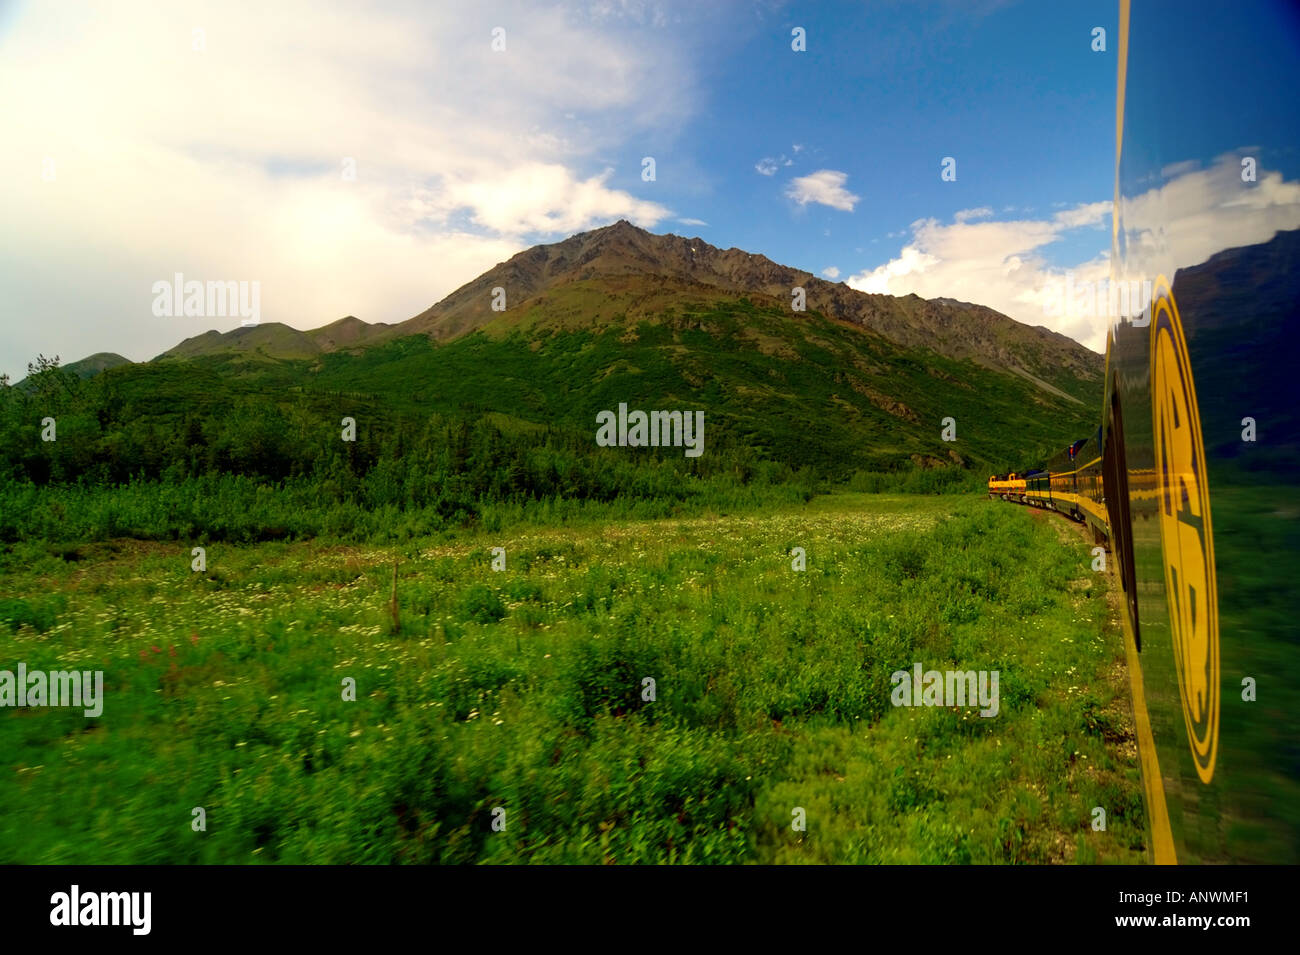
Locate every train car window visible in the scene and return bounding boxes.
[1104,382,1141,650]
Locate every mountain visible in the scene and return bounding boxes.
[307,315,394,351]
[1156,227,1300,469]
[63,352,132,379]
[10,352,132,390]
[394,220,1102,405]
[52,221,1105,476]
[144,222,1101,407]
[154,316,393,362]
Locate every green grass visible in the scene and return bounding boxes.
[0,494,1144,863]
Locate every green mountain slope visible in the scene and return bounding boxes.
[395,220,1103,408]
[35,221,1104,482]
[155,323,325,362]
[64,352,133,379]
[136,222,1102,412]
[106,295,1097,479]
[12,352,132,389]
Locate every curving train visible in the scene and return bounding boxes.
[987,433,1105,539]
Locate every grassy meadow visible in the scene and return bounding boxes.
[0,492,1144,864]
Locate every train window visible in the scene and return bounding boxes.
[1103,381,1141,651]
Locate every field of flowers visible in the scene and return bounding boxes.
[0,494,1145,863]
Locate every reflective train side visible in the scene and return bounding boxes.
[990,0,1299,864]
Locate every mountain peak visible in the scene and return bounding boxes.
[389,222,1102,394]
[572,218,647,243]
[586,217,650,244]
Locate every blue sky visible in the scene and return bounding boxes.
[2,0,1298,381]
[607,0,1116,274]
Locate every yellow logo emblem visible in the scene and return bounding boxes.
[1150,275,1219,783]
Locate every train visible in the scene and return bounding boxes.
[987,0,1300,864]
[988,434,1104,535]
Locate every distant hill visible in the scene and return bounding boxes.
[63,352,133,379]
[306,315,395,352]
[154,316,393,363]
[11,352,132,390]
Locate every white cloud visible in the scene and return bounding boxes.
[1120,152,1300,279]
[954,206,993,223]
[1052,201,1110,229]
[426,163,669,235]
[677,217,708,227]
[756,151,796,175]
[1159,159,1200,180]
[821,266,840,279]
[852,245,943,292]
[785,169,859,212]
[849,206,1112,348]
[845,153,1300,353]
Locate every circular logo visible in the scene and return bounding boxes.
[1150,275,1219,784]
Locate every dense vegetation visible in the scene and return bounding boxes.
[0,303,1141,865]
[0,495,1145,863]
[0,301,1099,544]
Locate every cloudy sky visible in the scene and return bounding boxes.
[3,0,1299,382]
